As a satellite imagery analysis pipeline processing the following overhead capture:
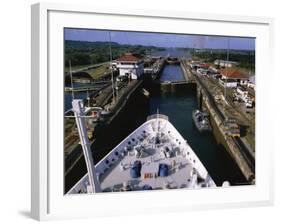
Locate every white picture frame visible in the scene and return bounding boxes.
[31,2,274,221]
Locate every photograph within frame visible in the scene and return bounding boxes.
[63,28,256,195]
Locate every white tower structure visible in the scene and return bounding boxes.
[72,99,101,193]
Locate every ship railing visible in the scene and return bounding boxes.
[147,114,169,121]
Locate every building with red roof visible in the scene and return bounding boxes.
[220,68,249,79]
[116,53,142,62]
[219,68,249,87]
[115,53,144,79]
[198,63,210,69]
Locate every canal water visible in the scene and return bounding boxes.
[149,64,247,186]
[160,64,184,81]
[65,83,98,111]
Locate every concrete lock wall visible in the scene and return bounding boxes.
[197,85,255,183]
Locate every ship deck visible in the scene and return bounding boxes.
[100,143,196,191]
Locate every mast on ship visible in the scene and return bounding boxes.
[108,31,116,103]
[157,108,159,133]
[87,90,90,107]
[223,38,230,116]
[72,99,101,193]
[69,60,75,101]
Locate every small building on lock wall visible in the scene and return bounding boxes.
[115,53,144,80]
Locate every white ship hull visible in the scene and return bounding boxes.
[67,114,216,194]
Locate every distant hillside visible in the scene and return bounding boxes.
[64,40,165,67]
[65,40,120,49]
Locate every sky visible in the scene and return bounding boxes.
[65,28,255,50]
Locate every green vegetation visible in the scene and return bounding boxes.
[87,64,109,79]
[189,49,255,74]
[64,64,94,73]
[65,40,165,67]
